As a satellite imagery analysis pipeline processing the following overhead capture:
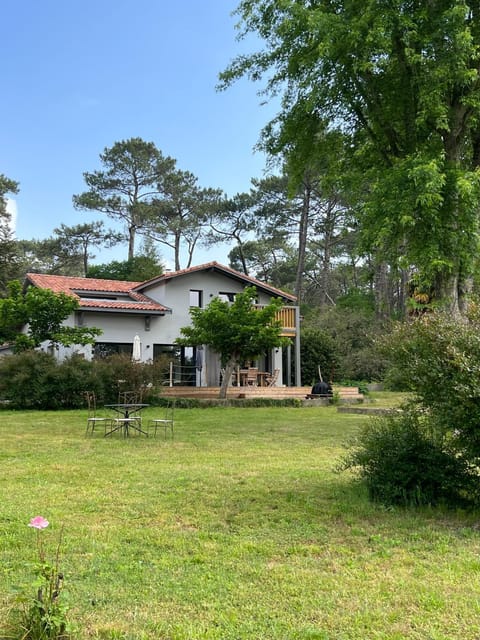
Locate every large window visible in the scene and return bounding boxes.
[153,344,199,386]
[94,342,133,359]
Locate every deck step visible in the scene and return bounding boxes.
[159,386,363,401]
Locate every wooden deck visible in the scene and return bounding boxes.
[160,385,364,402]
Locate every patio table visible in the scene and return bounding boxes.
[104,403,150,437]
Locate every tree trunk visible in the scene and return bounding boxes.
[434,271,463,317]
[219,359,236,399]
[374,261,390,319]
[319,204,336,307]
[174,229,181,271]
[294,180,311,303]
[128,225,135,261]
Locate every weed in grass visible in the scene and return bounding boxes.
[8,516,72,640]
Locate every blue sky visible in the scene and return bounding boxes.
[1,0,277,267]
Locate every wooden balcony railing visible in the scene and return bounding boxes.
[255,305,297,337]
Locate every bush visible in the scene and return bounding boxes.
[340,406,479,507]
[380,306,480,464]
[301,307,389,382]
[0,351,58,408]
[300,327,338,385]
[0,351,171,409]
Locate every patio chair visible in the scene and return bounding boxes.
[116,389,143,428]
[118,390,142,403]
[245,367,258,386]
[85,391,112,436]
[265,368,280,387]
[146,400,175,439]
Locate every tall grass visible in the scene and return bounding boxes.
[1,404,480,639]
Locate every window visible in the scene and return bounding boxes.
[94,343,133,359]
[218,291,236,303]
[189,289,202,307]
[153,344,197,386]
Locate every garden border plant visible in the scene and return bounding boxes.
[342,305,480,508]
[8,516,72,640]
[0,351,170,409]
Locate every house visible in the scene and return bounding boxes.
[25,262,301,387]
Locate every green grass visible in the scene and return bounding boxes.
[2,398,480,639]
[365,391,411,407]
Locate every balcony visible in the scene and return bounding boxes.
[255,305,298,337]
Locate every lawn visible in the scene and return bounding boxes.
[1,400,480,639]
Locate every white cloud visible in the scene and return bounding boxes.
[6,198,17,234]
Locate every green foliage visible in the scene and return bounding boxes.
[336,290,375,312]
[345,305,480,508]
[300,327,338,385]
[86,255,162,282]
[0,352,98,409]
[73,138,176,260]
[0,281,101,351]
[10,521,71,639]
[341,406,478,508]
[91,353,169,403]
[74,137,222,269]
[0,173,20,294]
[302,306,388,381]
[381,306,480,464]
[0,351,57,408]
[51,221,122,276]
[0,352,170,409]
[177,286,287,366]
[221,1,480,311]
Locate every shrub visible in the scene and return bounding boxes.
[91,353,170,403]
[300,327,338,385]
[301,307,389,382]
[0,351,57,408]
[340,406,479,507]
[380,306,480,464]
[0,351,171,409]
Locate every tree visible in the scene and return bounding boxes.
[53,222,122,276]
[14,237,85,276]
[228,239,294,287]
[87,255,163,281]
[87,237,163,281]
[300,327,338,387]
[176,286,287,398]
[147,169,224,271]
[206,192,261,274]
[0,280,101,351]
[340,306,480,508]
[220,1,480,315]
[250,170,354,305]
[73,138,175,260]
[0,174,19,294]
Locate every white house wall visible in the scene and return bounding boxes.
[144,271,278,337]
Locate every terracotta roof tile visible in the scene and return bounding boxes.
[26,273,168,314]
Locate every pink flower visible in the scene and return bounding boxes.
[28,516,49,530]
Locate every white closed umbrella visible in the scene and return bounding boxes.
[132,335,142,362]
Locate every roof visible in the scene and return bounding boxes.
[25,263,297,314]
[25,273,169,315]
[135,261,297,302]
